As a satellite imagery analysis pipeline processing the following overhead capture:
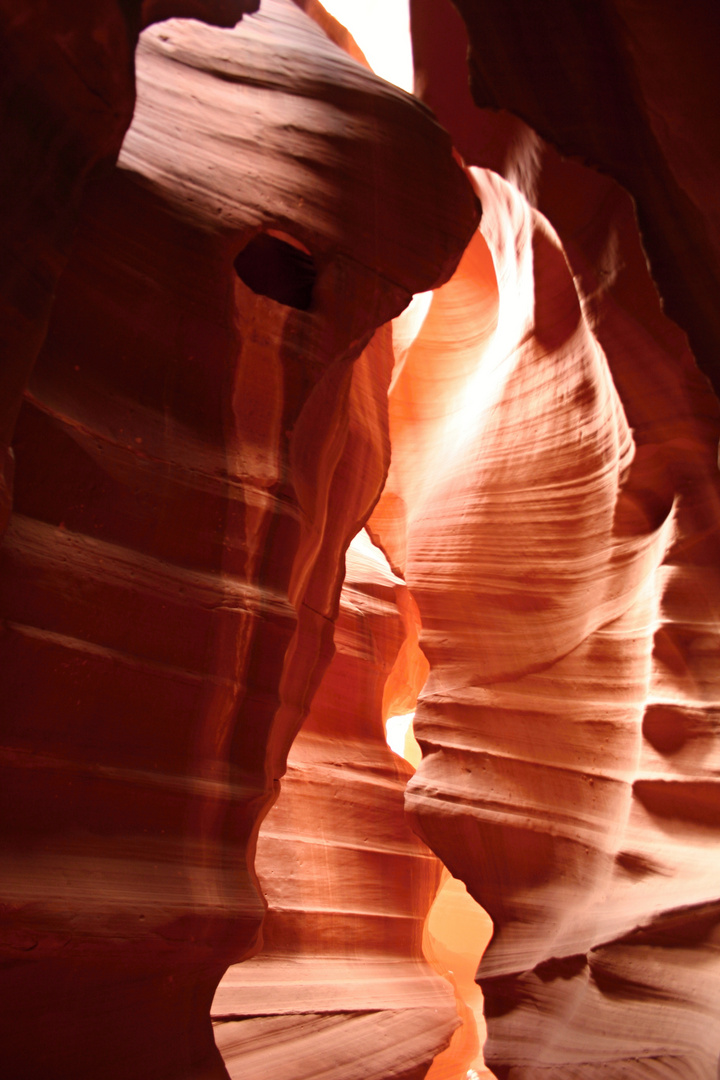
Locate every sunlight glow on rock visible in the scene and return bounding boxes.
[320,0,414,92]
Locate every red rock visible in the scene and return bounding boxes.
[402,10,720,1074]
[0,3,476,1076]
[0,0,260,535]
[371,137,720,1080]
[412,0,720,399]
[212,531,459,1078]
[4,0,720,1077]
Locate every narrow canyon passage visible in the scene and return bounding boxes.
[212,527,494,1079]
[1,1,719,1078]
[0,2,477,1075]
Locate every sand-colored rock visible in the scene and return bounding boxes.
[423,872,494,1080]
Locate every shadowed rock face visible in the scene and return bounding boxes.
[0,3,476,1076]
[0,0,261,534]
[415,0,720,402]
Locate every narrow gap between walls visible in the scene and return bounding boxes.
[359,524,494,1080]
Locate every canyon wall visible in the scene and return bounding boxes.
[2,1,720,1078]
[376,3,720,1076]
[212,531,459,1080]
[0,0,262,535]
[413,0,720,399]
[0,3,476,1076]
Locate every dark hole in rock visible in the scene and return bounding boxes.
[615,850,664,877]
[534,953,587,982]
[233,232,315,310]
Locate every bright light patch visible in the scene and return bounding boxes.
[320,0,414,92]
[385,712,415,760]
[390,289,433,393]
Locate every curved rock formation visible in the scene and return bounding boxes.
[212,531,458,1079]
[4,1,720,1077]
[400,8,720,1075]
[0,0,261,535]
[370,152,720,1077]
[0,4,476,1076]
[412,0,720,399]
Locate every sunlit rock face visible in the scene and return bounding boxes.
[0,3,477,1076]
[373,168,720,1078]
[4,0,720,1077]
[361,9,720,1074]
[212,531,458,1078]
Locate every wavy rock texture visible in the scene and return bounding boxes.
[212,531,458,1079]
[5,1,719,1078]
[370,151,720,1078]
[0,3,477,1077]
[413,0,720,400]
[404,8,720,1075]
[0,0,260,534]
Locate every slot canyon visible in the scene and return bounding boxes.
[1,0,719,1077]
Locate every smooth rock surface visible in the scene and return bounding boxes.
[404,8,720,1074]
[413,0,720,400]
[0,0,260,534]
[371,155,720,1077]
[0,4,476,1076]
[4,1,720,1077]
[212,531,458,1078]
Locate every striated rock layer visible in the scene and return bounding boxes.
[0,0,260,534]
[4,1,720,1077]
[401,7,720,1076]
[371,146,720,1075]
[412,0,720,400]
[212,531,458,1079]
[0,4,477,1077]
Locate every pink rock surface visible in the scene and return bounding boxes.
[371,154,720,1078]
[212,531,458,1078]
[3,1,720,1077]
[402,7,720,1074]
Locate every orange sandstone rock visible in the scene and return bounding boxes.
[0,0,260,535]
[212,532,458,1078]
[402,8,720,1075]
[372,157,720,1076]
[0,3,477,1076]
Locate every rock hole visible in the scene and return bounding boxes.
[233,231,315,310]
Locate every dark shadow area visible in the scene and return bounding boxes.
[233,233,316,310]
